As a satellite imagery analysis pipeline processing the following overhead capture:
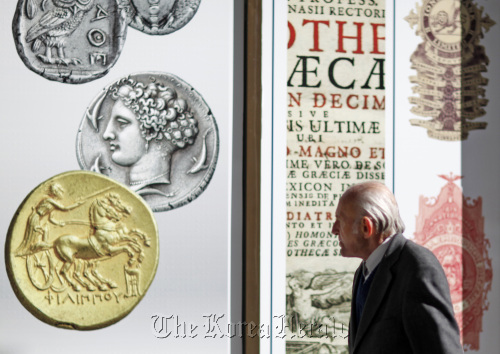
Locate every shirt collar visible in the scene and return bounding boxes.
[363,234,395,279]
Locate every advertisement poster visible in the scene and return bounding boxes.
[393,0,500,352]
[0,1,241,353]
[286,0,386,352]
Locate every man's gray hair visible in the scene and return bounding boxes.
[344,182,405,237]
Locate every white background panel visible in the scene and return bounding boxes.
[0,1,241,353]
[393,0,500,352]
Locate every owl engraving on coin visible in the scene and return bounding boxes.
[13,0,128,83]
[123,0,202,35]
[76,72,219,212]
[5,171,159,330]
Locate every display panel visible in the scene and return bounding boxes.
[393,1,499,352]
[0,1,243,353]
[263,1,500,353]
[285,0,386,352]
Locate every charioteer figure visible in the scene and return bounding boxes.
[15,183,84,256]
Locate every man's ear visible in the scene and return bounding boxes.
[360,216,375,239]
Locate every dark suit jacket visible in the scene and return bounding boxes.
[348,234,463,354]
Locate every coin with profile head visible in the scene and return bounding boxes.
[123,0,202,35]
[76,72,219,212]
[5,171,159,330]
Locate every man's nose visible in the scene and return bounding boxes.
[332,221,338,234]
[103,122,115,140]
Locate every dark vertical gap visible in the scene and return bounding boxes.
[460,2,467,348]
[244,0,262,353]
[392,0,397,193]
[232,0,245,353]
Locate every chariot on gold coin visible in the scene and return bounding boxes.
[5,171,159,330]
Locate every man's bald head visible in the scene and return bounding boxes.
[341,182,405,239]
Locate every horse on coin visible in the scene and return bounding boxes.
[52,193,150,292]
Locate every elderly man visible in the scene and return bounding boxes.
[332,182,463,353]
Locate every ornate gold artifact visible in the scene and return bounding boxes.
[5,171,159,330]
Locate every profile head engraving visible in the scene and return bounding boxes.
[103,78,199,188]
[77,72,219,212]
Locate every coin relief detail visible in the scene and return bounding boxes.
[5,171,159,330]
[13,0,128,83]
[124,0,202,35]
[76,72,219,212]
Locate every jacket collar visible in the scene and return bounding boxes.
[350,234,407,352]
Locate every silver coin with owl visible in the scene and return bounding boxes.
[13,0,128,83]
[76,72,219,212]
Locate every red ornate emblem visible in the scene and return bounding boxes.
[414,173,492,351]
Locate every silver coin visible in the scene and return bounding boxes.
[124,0,201,35]
[76,72,219,212]
[13,0,127,84]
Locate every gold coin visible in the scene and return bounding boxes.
[5,171,159,330]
